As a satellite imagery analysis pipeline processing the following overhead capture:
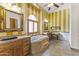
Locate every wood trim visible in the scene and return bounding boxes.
[5,8,23,15]
[29,32,38,34]
[3,8,6,31]
[29,19,38,22]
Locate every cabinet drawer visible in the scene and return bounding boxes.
[23,51,29,56]
[23,49,29,53]
[0,49,10,56]
[23,45,30,50]
[10,40,22,47]
[23,39,30,43]
[23,46,30,54]
[23,45,30,52]
[23,37,30,42]
[23,42,30,46]
[16,40,22,45]
[0,43,11,49]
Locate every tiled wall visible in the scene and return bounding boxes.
[49,9,70,32]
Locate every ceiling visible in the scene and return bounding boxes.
[37,3,64,13]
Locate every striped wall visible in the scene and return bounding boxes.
[42,10,50,32]
[0,3,49,37]
[0,3,70,37]
[26,3,41,34]
[49,8,70,32]
[26,3,50,33]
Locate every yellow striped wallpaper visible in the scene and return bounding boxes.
[49,9,70,32]
[63,9,66,32]
[59,11,62,31]
[26,3,50,33]
[42,10,50,32]
[0,4,70,37]
[26,3,41,34]
[0,3,49,37]
[68,9,70,32]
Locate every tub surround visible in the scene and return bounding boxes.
[31,35,49,42]
[31,35,49,54]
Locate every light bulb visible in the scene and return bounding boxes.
[12,5,18,12]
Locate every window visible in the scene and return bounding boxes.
[34,22,37,32]
[28,15,37,21]
[28,15,38,34]
[29,21,33,32]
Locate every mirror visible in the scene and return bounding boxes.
[43,19,48,31]
[10,18,17,30]
[5,10,23,31]
[0,6,23,32]
[44,22,48,30]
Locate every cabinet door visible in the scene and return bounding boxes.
[13,40,22,56]
[17,46,22,56]
[13,46,22,56]
[0,48,13,56]
[8,48,14,56]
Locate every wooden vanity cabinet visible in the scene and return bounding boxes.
[0,37,31,56]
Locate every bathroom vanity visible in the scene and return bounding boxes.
[0,6,31,56]
[0,35,31,56]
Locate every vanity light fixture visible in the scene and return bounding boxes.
[0,3,12,10]
[48,3,54,11]
[10,4,22,13]
[12,5,22,13]
[48,3,54,7]
[0,3,22,13]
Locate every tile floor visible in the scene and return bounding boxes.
[31,33,79,56]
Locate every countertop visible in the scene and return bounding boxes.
[0,35,30,44]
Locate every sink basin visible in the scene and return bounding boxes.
[0,36,17,41]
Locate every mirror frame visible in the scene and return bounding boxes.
[5,9,24,32]
[43,19,49,32]
[0,6,23,32]
[0,6,6,32]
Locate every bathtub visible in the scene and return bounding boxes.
[31,35,49,54]
[59,32,70,40]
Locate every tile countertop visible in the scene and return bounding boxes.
[18,35,30,39]
[0,35,31,45]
